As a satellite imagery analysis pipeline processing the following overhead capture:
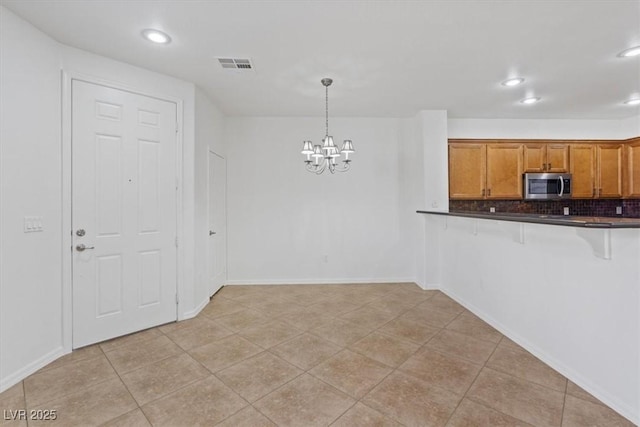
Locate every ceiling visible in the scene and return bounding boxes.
[2,0,639,119]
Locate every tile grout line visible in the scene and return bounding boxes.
[100,342,154,426]
[454,333,570,426]
[219,306,388,425]
[441,332,506,426]
[476,342,570,395]
[311,295,444,426]
[560,372,569,426]
[102,327,237,421]
[23,353,118,410]
[21,381,30,427]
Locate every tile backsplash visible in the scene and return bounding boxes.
[449,199,640,218]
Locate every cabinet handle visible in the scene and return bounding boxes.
[482,189,485,197]
[547,163,551,170]
[487,188,491,196]
[599,188,602,196]
[592,188,596,197]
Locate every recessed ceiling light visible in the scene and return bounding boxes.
[618,45,640,58]
[520,97,541,104]
[624,98,640,106]
[501,77,524,87]
[141,29,171,44]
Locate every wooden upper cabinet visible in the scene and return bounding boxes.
[449,143,485,199]
[486,144,523,199]
[523,144,546,172]
[569,143,623,198]
[597,144,623,198]
[448,139,636,200]
[569,145,596,198]
[625,139,640,198]
[546,144,569,172]
[523,143,568,172]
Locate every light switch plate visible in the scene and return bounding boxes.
[24,216,43,232]
[563,207,570,216]
[616,206,623,215]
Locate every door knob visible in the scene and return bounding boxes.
[209,231,216,236]
[76,244,95,252]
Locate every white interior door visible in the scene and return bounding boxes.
[72,80,178,348]
[208,151,227,296]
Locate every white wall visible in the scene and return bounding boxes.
[420,111,449,212]
[398,117,426,287]
[448,116,640,140]
[0,6,64,391]
[194,88,226,309]
[226,117,414,284]
[422,214,639,424]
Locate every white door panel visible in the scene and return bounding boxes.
[72,80,177,348]
[208,151,227,296]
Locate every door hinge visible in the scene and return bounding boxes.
[175,293,179,304]
[175,237,178,247]
[175,122,179,134]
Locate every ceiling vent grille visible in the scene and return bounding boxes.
[217,58,254,70]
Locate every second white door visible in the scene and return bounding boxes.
[208,151,227,296]
[72,80,178,348]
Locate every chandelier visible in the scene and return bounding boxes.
[301,78,354,174]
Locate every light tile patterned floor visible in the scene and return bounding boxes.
[0,283,634,426]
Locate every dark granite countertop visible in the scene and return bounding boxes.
[416,210,640,229]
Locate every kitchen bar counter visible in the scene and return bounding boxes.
[416,210,640,228]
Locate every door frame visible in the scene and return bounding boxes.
[61,70,185,351]
[207,149,228,296]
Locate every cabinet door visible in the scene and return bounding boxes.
[449,143,486,199]
[523,144,545,172]
[569,145,596,198]
[486,144,523,199]
[626,140,640,198]
[597,144,623,198]
[546,144,569,172]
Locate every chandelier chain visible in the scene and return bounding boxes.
[325,84,329,137]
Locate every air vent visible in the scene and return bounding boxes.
[217,58,254,71]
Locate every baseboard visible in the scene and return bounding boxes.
[421,282,441,290]
[224,277,417,286]
[181,297,209,320]
[442,287,638,425]
[0,346,66,393]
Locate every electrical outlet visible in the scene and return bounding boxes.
[616,206,623,215]
[489,207,496,213]
[24,216,43,232]
[563,207,570,216]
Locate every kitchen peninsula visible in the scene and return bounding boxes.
[417,209,639,423]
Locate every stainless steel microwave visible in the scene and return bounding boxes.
[523,173,572,200]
